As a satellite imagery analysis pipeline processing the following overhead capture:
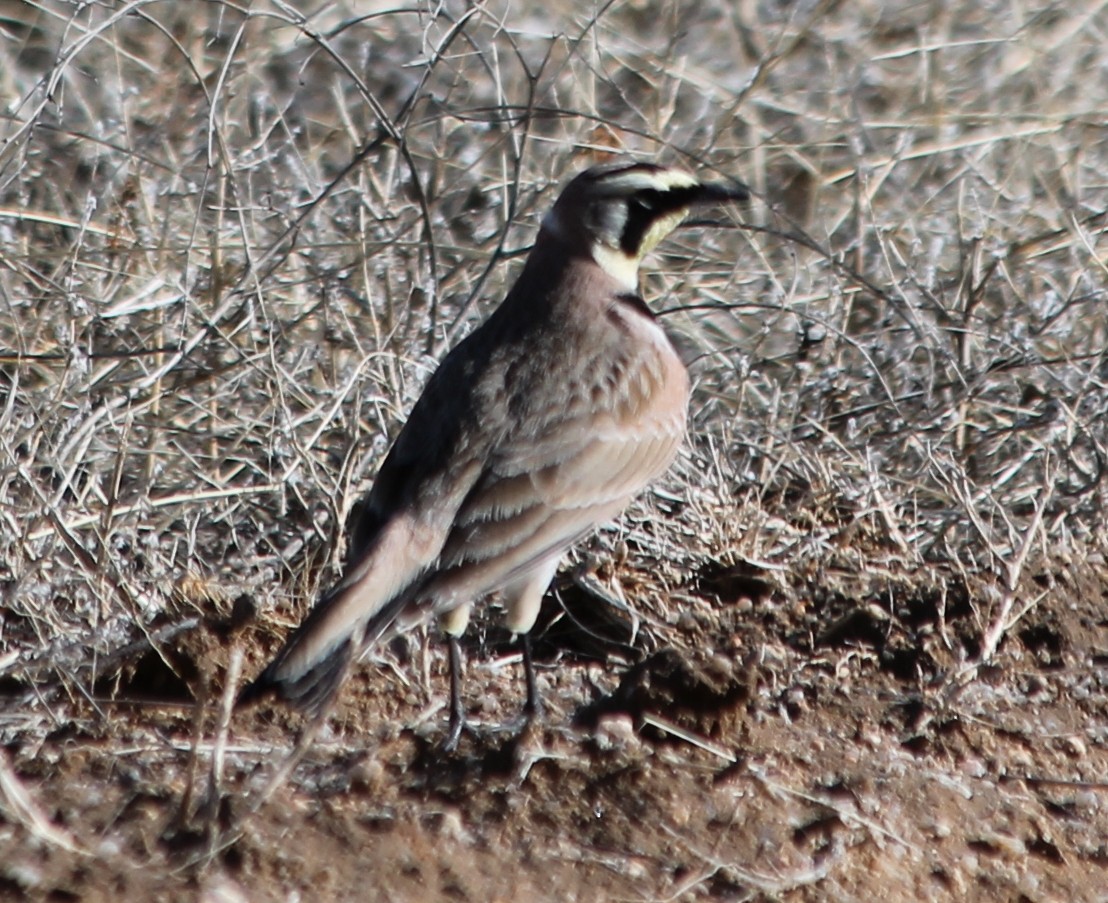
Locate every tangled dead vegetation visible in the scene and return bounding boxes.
[2,1,1107,900]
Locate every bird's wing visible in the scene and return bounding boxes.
[421,398,686,611]
[237,339,490,711]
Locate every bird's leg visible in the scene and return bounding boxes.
[521,631,542,722]
[439,602,473,752]
[497,558,559,736]
[442,634,466,753]
[492,631,543,738]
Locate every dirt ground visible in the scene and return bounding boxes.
[4,550,1107,902]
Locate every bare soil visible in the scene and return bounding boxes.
[5,552,1107,902]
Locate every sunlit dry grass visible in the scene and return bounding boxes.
[1,0,1107,897]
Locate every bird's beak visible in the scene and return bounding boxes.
[691,178,750,206]
[679,178,748,231]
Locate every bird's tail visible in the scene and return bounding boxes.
[235,584,416,717]
[234,633,354,716]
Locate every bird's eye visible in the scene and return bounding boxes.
[632,195,655,212]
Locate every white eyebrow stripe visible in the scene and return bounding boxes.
[599,169,699,193]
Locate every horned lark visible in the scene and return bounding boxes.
[238,161,747,738]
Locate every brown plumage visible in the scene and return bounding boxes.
[238,161,747,720]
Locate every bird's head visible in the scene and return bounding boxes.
[541,161,748,289]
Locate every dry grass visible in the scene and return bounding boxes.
[2,0,1107,900]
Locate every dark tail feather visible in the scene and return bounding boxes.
[235,586,419,718]
[236,636,354,716]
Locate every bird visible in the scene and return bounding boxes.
[237,160,748,743]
